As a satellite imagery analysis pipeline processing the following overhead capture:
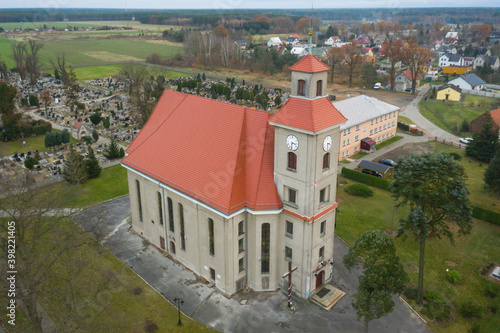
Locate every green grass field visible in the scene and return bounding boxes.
[398,116,415,125]
[41,164,129,208]
[0,37,183,68]
[0,216,213,332]
[336,178,500,333]
[0,130,77,158]
[420,95,500,135]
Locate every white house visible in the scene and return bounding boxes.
[290,46,308,57]
[395,70,420,91]
[448,73,486,91]
[439,53,464,68]
[286,37,299,46]
[324,36,341,46]
[473,55,500,70]
[267,37,282,47]
[445,31,458,39]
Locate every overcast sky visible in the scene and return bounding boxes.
[2,0,498,9]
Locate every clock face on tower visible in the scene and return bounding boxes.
[323,136,332,152]
[286,134,299,151]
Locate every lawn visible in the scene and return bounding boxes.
[376,135,403,149]
[42,164,129,208]
[419,95,500,135]
[0,130,77,158]
[428,141,500,214]
[0,217,213,332]
[398,116,415,125]
[336,177,500,333]
[0,37,183,68]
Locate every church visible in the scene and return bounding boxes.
[121,54,347,299]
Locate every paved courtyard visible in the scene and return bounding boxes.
[76,195,429,333]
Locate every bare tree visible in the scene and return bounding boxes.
[341,41,364,87]
[11,41,27,80]
[202,33,216,66]
[25,40,44,86]
[401,39,432,94]
[0,176,107,332]
[64,67,83,117]
[50,53,69,84]
[120,63,153,126]
[323,47,344,83]
[220,36,232,67]
[40,89,52,111]
[380,39,403,91]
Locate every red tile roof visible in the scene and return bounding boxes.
[489,109,500,126]
[288,54,330,73]
[269,97,347,132]
[73,121,82,130]
[123,90,282,215]
[401,70,421,81]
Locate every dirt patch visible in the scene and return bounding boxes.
[445,260,457,267]
[385,230,397,237]
[142,39,183,47]
[404,262,419,273]
[83,51,142,62]
[326,84,414,108]
[377,142,436,162]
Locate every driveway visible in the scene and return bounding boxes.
[76,196,429,333]
[399,88,461,144]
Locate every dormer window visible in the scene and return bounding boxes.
[316,80,322,97]
[298,80,306,96]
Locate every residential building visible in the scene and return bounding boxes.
[333,95,400,160]
[395,70,420,91]
[473,55,500,70]
[267,37,282,47]
[234,40,249,50]
[436,84,462,101]
[470,109,500,133]
[286,37,299,46]
[324,36,341,46]
[121,54,347,299]
[439,53,464,68]
[448,73,485,91]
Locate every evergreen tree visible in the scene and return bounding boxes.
[461,119,470,132]
[63,146,88,185]
[484,151,500,193]
[61,129,70,144]
[274,95,282,107]
[119,147,125,158]
[90,112,102,125]
[44,132,52,148]
[54,131,62,146]
[202,73,206,80]
[85,146,101,179]
[24,157,37,170]
[92,129,99,142]
[103,117,110,129]
[103,138,122,160]
[465,114,499,163]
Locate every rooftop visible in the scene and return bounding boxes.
[333,95,400,129]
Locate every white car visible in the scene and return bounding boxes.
[373,83,381,89]
[459,138,473,144]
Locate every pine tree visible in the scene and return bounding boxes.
[484,151,500,193]
[103,138,122,160]
[44,132,52,148]
[92,129,99,142]
[274,95,282,107]
[85,146,101,179]
[63,146,88,185]
[61,129,70,144]
[465,113,499,163]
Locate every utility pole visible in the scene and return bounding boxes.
[282,262,298,310]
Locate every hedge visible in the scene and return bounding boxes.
[472,206,500,226]
[341,167,391,191]
[341,168,500,225]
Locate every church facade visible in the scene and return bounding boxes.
[121,55,347,298]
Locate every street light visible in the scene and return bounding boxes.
[173,297,184,326]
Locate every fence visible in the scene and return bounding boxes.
[427,136,467,150]
[461,89,500,98]
[485,84,500,90]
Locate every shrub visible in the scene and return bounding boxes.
[421,302,451,322]
[24,157,37,170]
[403,288,418,300]
[449,152,461,160]
[485,284,499,299]
[345,183,374,197]
[103,117,110,128]
[460,302,482,319]
[447,270,462,283]
[424,290,445,304]
[472,206,500,226]
[490,304,498,314]
[341,167,391,191]
[81,135,93,144]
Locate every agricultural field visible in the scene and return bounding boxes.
[419,95,500,135]
[0,37,183,68]
[0,20,181,32]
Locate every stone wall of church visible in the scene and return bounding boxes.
[290,71,328,98]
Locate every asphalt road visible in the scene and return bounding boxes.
[76,195,429,333]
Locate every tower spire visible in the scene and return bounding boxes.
[309,4,314,54]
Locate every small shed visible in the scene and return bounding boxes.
[72,121,90,141]
[360,137,376,152]
[357,160,393,179]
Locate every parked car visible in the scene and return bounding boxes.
[459,138,473,144]
[361,169,383,178]
[373,82,382,89]
[379,159,397,167]
[405,88,412,92]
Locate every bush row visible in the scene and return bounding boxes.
[342,167,500,225]
[341,167,391,191]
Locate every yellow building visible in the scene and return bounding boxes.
[442,66,472,75]
[436,84,462,101]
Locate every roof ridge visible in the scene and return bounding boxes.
[127,90,187,154]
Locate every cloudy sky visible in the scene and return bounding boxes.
[2,0,497,9]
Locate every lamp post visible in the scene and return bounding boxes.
[173,297,184,326]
